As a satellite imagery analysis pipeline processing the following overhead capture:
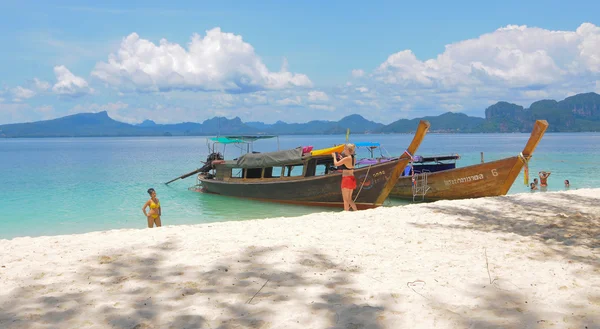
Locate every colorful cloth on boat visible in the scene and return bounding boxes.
[310,144,344,156]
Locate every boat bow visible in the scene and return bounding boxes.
[374,120,431,205]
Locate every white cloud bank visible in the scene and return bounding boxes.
[92,28,312,93]
[11,86,36,101]
[52,65,93,97]
[33,78,51,91]
[346,23,600,119]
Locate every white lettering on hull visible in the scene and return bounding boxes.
[444,173,485,186]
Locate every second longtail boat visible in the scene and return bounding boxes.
[390,120,549,201]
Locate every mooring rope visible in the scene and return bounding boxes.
[518,152,530,186]
[353,164,372,203]
[354,149,414,203]
[402,149,416,187]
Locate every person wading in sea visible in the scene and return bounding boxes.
[539,171,551,187]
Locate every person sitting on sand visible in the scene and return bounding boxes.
[530,182,538,191]
[142,188,162,228]
[564,179,570,188]
[538,171,551,187]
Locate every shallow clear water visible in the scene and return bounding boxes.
[1,133,599,239]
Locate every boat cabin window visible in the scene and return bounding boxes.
[244,168,262,179]
[315,163,330,176]
[231,169,243,178]
[305,158,332,177]
[264,166,284,178]
[285,164,304,177]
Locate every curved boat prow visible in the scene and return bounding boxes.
[374,120,430,205]
[522,120,549,157]
[499,120,549,194]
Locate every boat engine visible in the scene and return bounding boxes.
[199,152,224,173]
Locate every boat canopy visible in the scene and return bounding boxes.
[209,135,277,144]
[355,142,381,147]
[224,147,303,168]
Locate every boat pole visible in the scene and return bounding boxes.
[165,168,203,185]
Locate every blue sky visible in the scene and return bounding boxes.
[1,0,599,124]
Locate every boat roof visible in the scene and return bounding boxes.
[355,142,381,147]
[415,155,460,162]
[224,147,303,168]
[209,135,277,144]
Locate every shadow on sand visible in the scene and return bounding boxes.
[0,241,387,329]
[412,192,600,328]
[418,193,599,267]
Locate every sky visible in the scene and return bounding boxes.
[1,0,600,125]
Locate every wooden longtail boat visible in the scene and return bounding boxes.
[390,120,549,201]
[194,120,431,209]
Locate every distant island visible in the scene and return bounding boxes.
[1,92,599,137]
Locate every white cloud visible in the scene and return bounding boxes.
[308,90,329,102]
[520,90,550,99]
[243,92,268,106]
[52,65,93,97]
[92,28,312,93]
[309,104,335,111]
[213,94,236,108]
[35,105,56,120]
[351,69,365,77]
[69,101,129,115]
[37,105,54,113]
[33,78,51,91]
[346,23,600,119]
[372,23,600,89]
[0,103,32,124]
[440,104,464,112]
[11,86,36,101]
[276,96,303,106]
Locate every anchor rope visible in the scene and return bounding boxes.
[353,163,372,203]
[518,152,530,186]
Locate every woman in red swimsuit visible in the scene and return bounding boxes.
[332,143,358,211]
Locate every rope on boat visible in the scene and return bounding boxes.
[353,164,372,203]
[402,149,416,187]
[518,152,530,186]
[353,149,413,203]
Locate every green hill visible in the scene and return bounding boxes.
[1,92,600,137]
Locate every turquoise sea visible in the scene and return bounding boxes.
[1,133,599,240]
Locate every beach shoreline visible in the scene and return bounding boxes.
[1,189,599,328]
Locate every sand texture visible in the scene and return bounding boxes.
[1,189,599,329]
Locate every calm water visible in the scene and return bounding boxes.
[1,133,599,240]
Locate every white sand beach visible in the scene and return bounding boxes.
[1,189,599,329]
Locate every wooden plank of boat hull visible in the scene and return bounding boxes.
[195,190,380,210]
[390,156,519,201]
[199,159,401,208]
